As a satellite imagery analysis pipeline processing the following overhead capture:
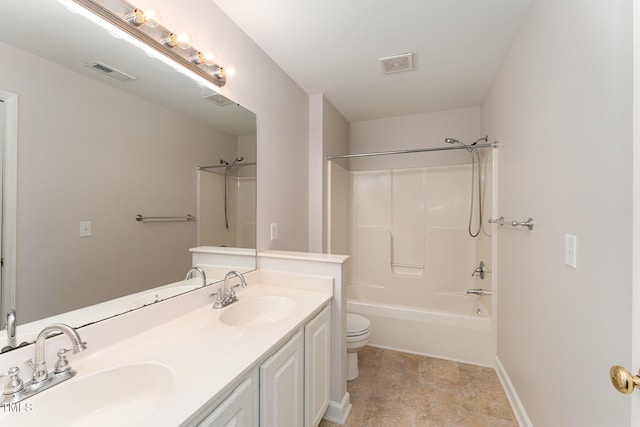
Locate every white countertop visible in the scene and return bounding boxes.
[0,284,332,426]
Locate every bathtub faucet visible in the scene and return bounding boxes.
[467,288,492,296]
[471,261,488,280]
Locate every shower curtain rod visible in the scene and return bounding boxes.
[326,142,498,160]
[197,161,256,171]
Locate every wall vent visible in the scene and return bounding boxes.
[379,53,415,74]
[85,61,136,82]
[203,93,236,107]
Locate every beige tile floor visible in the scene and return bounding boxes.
[319,346,518,427]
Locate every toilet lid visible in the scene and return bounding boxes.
[347,313,371,337]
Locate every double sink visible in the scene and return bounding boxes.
[0,286,321,426]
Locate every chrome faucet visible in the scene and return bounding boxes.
[6,309,16,349]
[185,266,207,287]
[211,271,248,309]
[0,323,87,404]
[471,261,488,280]
[31,323,87,384]
[467,288,492,296]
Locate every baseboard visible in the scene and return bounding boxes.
[495,356,532,427]
[322,392,352,425]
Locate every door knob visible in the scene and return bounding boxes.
[610,365,640,394]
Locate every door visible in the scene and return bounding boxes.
[612,2,640,424]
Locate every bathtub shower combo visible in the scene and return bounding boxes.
[328,138,497,366]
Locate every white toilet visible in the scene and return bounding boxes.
[346,313,372,380]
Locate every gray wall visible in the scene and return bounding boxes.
[482,0,633,425]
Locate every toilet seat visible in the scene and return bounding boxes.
[347,313,371,338]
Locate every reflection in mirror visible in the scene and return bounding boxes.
[197,159,256,248]
[0,0,257,346]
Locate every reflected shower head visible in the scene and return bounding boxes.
[444,137,467,147]
[220,157,244,166]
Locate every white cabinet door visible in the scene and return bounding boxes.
[305,305,331,427]
[198,370,259,427]
[260,330,304,427]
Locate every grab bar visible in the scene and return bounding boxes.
[488,216,534,230]
[135,214,196,222]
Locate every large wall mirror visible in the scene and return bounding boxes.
[0,0,256,344]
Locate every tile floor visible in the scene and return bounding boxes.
[319,346,518,427]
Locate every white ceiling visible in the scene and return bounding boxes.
[212,0,533,123]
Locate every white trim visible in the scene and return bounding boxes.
[0,90,17,325]
[632,0,640,422]
[495,356,532,427]
[322,391,351,425]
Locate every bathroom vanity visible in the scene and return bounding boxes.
[0,270,335,426]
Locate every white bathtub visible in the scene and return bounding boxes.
[347,284,494,366]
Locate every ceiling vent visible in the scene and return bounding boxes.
[85,61,136,82]
[379,53,415,74]
[203,93,236,107]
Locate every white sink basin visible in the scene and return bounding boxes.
[219,296,296,328]
[1,363,174,426]
[132,285,200,308]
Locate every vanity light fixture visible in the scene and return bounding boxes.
[60,0,227,89]
[125,7,160,28]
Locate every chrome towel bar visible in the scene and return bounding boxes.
[488,216,534,230]
[135,214,196,222]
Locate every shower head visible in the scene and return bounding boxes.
[444,137,468,148]
[232,156,244,165]
[444,137,462,145]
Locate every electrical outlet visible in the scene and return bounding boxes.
[270,223,278,240]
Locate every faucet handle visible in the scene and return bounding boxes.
[210,288,226,309]
[54,348,73,374]
[0,366,24,395]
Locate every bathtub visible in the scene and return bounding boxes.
[347,284,494,366]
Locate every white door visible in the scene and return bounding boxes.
[612,1,640,424]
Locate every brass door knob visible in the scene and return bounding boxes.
[610,365,640,394]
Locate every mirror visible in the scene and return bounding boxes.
[0,0,257,341]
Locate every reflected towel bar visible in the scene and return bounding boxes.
[488,216,534,230]
[135,214,196,222]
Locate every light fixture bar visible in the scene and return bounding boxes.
[68,0,226,88]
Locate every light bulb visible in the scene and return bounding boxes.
[174,31,191,49]
[142,8,160,27]
[202,51,217,66]
[124,7,160,28]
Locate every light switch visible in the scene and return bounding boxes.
[80,221,92,237]
[565,234,576,268]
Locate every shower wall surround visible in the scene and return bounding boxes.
[198,171,257,248]
[351,163,491,294]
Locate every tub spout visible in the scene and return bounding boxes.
[467,288,492,296]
